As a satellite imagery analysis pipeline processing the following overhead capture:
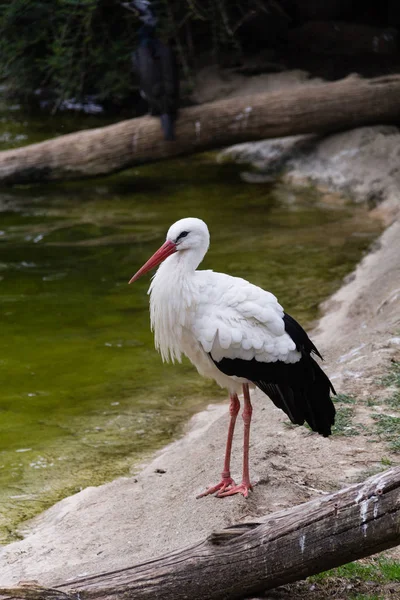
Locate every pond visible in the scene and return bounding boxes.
[0,105,381,543]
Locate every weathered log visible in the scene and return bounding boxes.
[2,75,400,185]
[1,467,399,600]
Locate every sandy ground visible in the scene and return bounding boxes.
[0,82,400,590]
[0,217,398,589]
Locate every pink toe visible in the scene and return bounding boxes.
[217,483,252,498]
[196,477,236,499]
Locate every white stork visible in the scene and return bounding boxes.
[129,218,336,498]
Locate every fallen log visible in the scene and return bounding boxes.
[1,467,399,600]
[2,75,400,185]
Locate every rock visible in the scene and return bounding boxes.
[220,125,400,222]
[288,125,400,220]
[219,135,315,178]
[191,67,323,104]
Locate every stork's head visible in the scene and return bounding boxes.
[129,218,210,283]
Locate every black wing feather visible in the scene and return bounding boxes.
[283,312,323,359]
[211,312,336,437]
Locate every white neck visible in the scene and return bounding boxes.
[148,247,206,363]
[169,243,208,273]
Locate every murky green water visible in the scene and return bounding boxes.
[0,106,381,543]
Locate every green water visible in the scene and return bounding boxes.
[0,108,381,543]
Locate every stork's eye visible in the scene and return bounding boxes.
[176,231,189,243]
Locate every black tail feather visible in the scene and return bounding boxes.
[211,310,337,438]
[212,352,336,437]
[256,354,336,437]
[283,312,323,359]
[210,311,336,437]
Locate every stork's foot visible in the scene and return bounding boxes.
[217,482,253,498]
[196,476,236,499]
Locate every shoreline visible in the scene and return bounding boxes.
[0,125,399,586]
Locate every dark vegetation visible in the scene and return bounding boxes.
[2,0,400,113]
[289,556,400,599]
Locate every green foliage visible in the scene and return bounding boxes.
[332,404,365,437]
[380,360,400,409]
[335,392,357,404]
[350,594,385,600]
[372,360,400,451]
[301,557,400,600]
[379,360,400,388]
[310,557,400,584]
[0,0,269,107]
[372,414,400,452]
[0,0,138,105]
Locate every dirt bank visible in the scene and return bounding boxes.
[220,124,400,224]
[0,125,399,588]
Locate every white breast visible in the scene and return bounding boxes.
[149,261,301,393]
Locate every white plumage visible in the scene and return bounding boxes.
[130,217,336,498]
[148,219,300,392]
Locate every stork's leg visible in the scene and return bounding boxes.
[217,384,253,498]
[196,393,240,498]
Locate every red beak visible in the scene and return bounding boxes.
[129,240,177,283]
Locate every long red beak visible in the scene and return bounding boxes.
[129,240,177,284]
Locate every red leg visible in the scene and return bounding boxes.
[218,384,253,498]
[196,393,240,498]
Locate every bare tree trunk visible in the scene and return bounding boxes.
[1,467,399,600]
[1,75,400,185]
